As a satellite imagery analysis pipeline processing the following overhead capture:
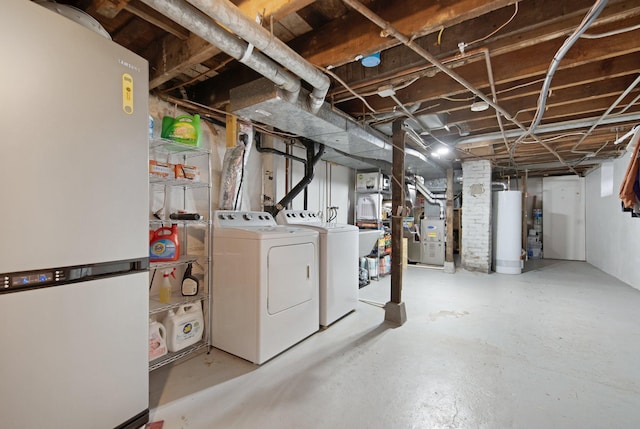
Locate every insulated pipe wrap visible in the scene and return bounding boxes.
[140,0,300,97]
[186,0,330,112]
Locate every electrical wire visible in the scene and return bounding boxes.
[581,22,640,39]
[519,131,588,144]
[320,66,377,113]
[463,2,519,49]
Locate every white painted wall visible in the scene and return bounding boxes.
[269,140,353,223]
[585,151,640,290]
[542,176,586,261]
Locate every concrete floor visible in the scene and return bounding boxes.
[149,260,640,428]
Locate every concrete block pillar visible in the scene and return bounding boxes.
[461,160,492,273]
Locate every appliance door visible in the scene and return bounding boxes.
[0,272,149,429]
[1,0,149,273]
[267,243,315,314]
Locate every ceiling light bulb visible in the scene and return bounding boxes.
[437,146,450,155]
[470,96,489,112]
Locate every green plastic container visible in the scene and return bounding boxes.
[161,114,201,147]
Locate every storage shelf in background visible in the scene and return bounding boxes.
[149,175,210,189]
[149,138,210,156]
[149,292,208,315]
[149,340,209,371]
[149,218,210,226]
[149,255,200,270]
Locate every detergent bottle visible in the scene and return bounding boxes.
[149,224,180,262]
[161,114,201,147]
[163,303,204,352]
[159,268,175,304]
[148,318,167,361]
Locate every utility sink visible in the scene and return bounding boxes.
[358,229,383,258]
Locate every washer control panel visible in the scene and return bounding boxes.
[276,210,321,225]
[214,210,277,228]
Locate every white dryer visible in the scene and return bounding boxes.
[212,210,319,364]
[276,210,358,327]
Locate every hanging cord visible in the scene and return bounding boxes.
[232,133,249,210]
[460,2,519,51]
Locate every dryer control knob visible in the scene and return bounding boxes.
[243,213,252,221]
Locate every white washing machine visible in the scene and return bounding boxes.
[276,210,358,327]
[212,210,319,364]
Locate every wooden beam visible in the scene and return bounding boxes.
[336,28,640,115]
[91,0,132,19]
[124,0,189,40]
[291,0,514,68]
[390,119,405,304]
[231,0,316,21]
[330,0,637,98]
[147,0,315,89]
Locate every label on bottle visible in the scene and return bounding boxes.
[150,238,177,260]
[181,278,198,296]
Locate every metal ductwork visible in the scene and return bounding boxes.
[143,0,440,177]
[140,0,300,101]
[414,180,445,219]
[230,78,435,172]
[185,0,330,113]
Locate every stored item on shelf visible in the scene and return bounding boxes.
[148,319,167,361]
[149,224,180,261]
[163,303,204,352]
[158,268,175,304]
[169,212,202,221]
[149,160,173,178]
[181,262,199,297]
[356,172,390,191]
[161,114,201,147]
[366,257,378,279]
[174,164,200,181]
[148,115,154,140]
[356,194,383,220]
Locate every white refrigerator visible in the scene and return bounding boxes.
[0,1,150,428]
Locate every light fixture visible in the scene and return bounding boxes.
[613,126,638,145]
[361,52,381,67]
[470,96,489,112]
[436,146,450,155]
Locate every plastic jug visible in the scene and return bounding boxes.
[149,224,180,262]
[163,303,204,352]
[149,319,168,361]
[161,114,201,147]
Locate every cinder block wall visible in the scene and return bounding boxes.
[461,160,492,273]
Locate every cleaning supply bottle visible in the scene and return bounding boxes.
[159,268,175,304]
[163,303,204,352]
[160,114,201,147]
[148,318,167,361]
[181,262,199,297]
[149,224,180,261]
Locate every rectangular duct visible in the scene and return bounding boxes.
[230,78,393,162]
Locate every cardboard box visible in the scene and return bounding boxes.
[175,164,200,181]
[356,172,389,191]
[149,160,173,178]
